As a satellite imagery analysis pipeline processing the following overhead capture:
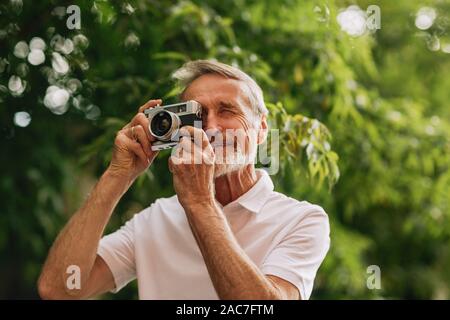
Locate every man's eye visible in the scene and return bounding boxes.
[220,108,234,114]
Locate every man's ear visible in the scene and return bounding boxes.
[257,114,268,145]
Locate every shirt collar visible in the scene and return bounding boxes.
[221,169,274,214]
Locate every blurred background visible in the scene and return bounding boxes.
[1,0,449,299]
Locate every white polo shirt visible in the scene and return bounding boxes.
[97,169,330,300]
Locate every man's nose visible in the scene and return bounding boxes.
[203,112,221,132]
[202,113,222,143]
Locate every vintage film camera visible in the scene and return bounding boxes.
[144,100,202,151]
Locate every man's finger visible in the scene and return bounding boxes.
[118,132,149,165]
[129,141,150,165]
[169,154,185,167]
[178,136,207,164]
[179,126,210,150]
[125,125,152,158]
[138,99,162,113]
[128,113,154,142]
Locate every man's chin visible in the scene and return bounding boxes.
[212,149,254,178]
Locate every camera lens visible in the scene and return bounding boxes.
[149,110,180,141]
[151,111,172,136]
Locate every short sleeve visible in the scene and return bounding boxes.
[261,206,330,300]
[97,217,137,293]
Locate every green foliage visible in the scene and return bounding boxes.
[1,0,449,299]
[266,102,340,190]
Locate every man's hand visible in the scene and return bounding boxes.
[107,99,162,184]
[168,126,216,210]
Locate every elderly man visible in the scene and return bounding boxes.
[38,60,330,300]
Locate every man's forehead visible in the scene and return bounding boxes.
[182,74,250,107]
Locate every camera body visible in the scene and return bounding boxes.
[144,100,202,151]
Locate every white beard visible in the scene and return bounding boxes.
[212,143,255,178]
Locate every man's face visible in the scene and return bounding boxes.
[181,73,266,177]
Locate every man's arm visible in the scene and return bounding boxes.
[38,99,162,299]
[169,126,300,300]
[37,170,130,299]
[185,202,300,300]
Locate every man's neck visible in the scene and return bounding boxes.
[214,164,259,207]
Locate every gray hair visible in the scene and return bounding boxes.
[172,60,268,117]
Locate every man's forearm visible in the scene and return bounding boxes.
[185,202,281,300]
[38,169,130,297]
